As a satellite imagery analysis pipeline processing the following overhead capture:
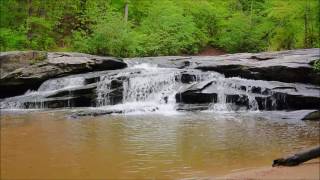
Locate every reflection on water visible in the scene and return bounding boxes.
[1,111,319,179]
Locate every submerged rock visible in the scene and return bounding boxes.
[71,109,123,118]
[176,103,210,111]
[0,52,127,98]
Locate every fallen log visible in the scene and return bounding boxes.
[272,146,320,167]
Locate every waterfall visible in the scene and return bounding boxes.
[122,72,177,102]
[96,75,113,106]
[38,77,85,92]
[0,76,85,109]
[1,62,297,113]
[209,76,232,111]
[95,64,182,114]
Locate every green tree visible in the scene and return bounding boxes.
[0,0,319,55]
[136,0,202,56]
[73,11,138,57]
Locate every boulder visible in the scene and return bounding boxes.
[0,51,47,77]
[0,52,127,98]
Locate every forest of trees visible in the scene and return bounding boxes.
[1,0,319,57]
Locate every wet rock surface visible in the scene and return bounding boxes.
[176,80,217,104]
[126,48,320,85]
[175,77,320,111]
[1,49,319,118]
[0,52,127,98]
[0,69,129,109]
[70,109,123,118]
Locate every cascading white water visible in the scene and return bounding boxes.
[123,71,177,102]
[95,63,182,114]
[0,76,85,109]
[1,62,288,113]
[206,76,261,112]
[37,77,85,92]
[209,76,232,111]
[96,75,113,106]
[94,63,235,114]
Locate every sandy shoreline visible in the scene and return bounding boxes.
[217,159,320,180]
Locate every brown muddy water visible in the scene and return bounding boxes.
[1,110,319,179]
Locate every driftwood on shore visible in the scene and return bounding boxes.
[272,146,320,167]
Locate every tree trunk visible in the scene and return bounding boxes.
[27,0,33,40]
[272,146,320,167]
[124,2,128,22]
[28,0,33,16]
[304,0,311,48]
[250,0,254,25]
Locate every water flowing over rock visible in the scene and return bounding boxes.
[125,48,320,85]
[0,52,127,98]
[176,77,320,111]
[1,49,319,119]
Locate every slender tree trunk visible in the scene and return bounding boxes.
[250,0,254,25]
[304,0,311,48]
[28,0,33,16]
[124,1,128,22]
[304,6,308,47]
[27,0,33,40]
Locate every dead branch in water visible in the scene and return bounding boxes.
[273,146,320,167]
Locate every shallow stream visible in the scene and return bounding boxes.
[1,110,319,179]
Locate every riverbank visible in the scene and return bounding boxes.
[219,159,320,180]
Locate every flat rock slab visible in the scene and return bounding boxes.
[126,48,320,85]
[48,56,94,65]
[0,52,127,98]
[0,51,47,77]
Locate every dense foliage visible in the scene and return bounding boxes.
[1,0,319,57]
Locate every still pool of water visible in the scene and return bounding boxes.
[1,110,319,179]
